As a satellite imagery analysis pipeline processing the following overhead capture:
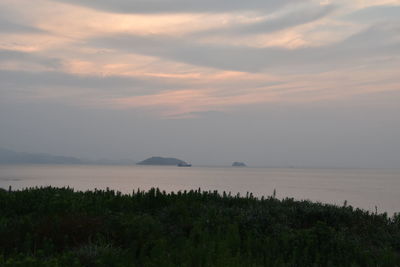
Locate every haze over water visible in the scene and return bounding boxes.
[1,164,399,216]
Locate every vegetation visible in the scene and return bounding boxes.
[0,187,399,266]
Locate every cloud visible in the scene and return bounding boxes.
[0,50,190,97]
[178,110,226,118]
[0,69,187,96]
[0,49,62,69]
[193,4,336,36]
[53,0,303,14]
[342,5,400,22]
[0,1,399,113]
[89,23,400,72]
[0,18,44,33]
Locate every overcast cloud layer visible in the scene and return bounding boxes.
[0,0,399,167]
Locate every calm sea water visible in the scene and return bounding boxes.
[0,165,399,215]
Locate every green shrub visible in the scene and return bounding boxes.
[0,187,399,266]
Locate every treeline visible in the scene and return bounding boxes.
[0,187,399,266]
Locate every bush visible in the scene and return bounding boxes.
[0,187,399,266]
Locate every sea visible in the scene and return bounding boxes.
[0,164,399,216]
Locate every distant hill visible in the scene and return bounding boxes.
[137,156,188,166]
[0,148,82,164]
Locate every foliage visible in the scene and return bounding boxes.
[0,187,399,266]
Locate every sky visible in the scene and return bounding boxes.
[0,0,399,167]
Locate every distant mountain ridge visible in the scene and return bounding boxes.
[0,148,189,166]
[0,148,82,164]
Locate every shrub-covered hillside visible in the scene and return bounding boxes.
[0,187,399,266]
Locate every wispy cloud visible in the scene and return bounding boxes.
[90,23,400,72]
[342,5,400,22]
[191,4,336,36]
[53,0,303,14]
[0,0,399,115]
[0,18,44,33]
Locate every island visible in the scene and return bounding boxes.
[232,162,247,167]
[137,156,190,166]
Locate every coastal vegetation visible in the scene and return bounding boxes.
[0,187,399,266]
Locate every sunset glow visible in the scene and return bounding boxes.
[0,0,398,117]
